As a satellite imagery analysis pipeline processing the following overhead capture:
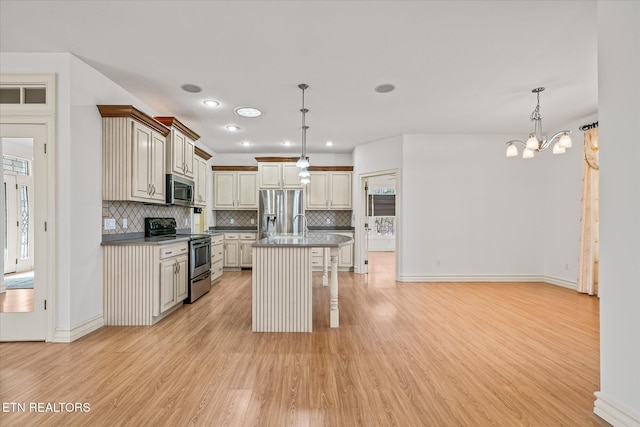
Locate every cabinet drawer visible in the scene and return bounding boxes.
[210,234,224,245]
[211,260,224,281]
[159,242,188,259]
[311,248,324,257]
[211,244,224,262]
[311,256,324,267]
[224,233,239,240]
[240,233,256,240]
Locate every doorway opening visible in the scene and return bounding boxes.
[358,170,399,285]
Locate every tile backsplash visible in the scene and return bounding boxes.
[214,210,258,227]
[212,209,352,227]
[306,210,352,227]
[102,201,191,234]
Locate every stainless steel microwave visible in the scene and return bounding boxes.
[166,174,194,206]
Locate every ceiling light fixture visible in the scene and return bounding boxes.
[281,141,293,146]
[203,99,220,107]
[234,106,262,118]
[240,141,252,147]
[296,83,311,173]
[325,141,333,146]
[505,87,572,159]
[374,84,395,93]
[225,125,241,132]
[181,84,202,93]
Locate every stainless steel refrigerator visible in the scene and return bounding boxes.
[258,189,304,239]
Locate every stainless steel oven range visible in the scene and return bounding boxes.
[145,217,211,304]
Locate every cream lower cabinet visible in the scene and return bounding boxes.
[310,231,354,271]
[305,171,352,210]
[213,171,258,209]
[103,241,189,326]
[223,232,256,268]
[210,234,224,282]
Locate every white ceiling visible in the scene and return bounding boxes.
[0,1,598,155]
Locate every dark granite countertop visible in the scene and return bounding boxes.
[253,233,353,248]
[209,226,258,231]
[101,235,191,246]
[308,226,355,232]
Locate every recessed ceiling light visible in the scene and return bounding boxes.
[374,84,395,93]
[325,141,334,146]
[225,125,241,131]
[281,141,293,146]
[240,141,252,147]
[203,99,220,107]
[181,84,202,93]
[234,107,262,118]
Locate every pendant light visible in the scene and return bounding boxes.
[296,83,310,169]
[505,87,572,159]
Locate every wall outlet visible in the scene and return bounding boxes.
[326,218,331,224]
[104,218,116,230]
[185,218,189,226]
[436,259,441,267]
[230,218,235,224]
[122,218,128,229]
[565,263,569,270]
[250,218,255,225]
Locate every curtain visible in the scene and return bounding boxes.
[577,128,599,295]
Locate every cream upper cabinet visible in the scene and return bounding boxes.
[258,162,302,188]
[154,116,199,180]
[305,170,352,210]
[194,156,207,207]
[213,169,258,210]
[99,105,169,204]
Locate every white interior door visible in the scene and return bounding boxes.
[362,178,369,274]
[0,123,47,341]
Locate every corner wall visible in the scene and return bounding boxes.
[594,1,640,425]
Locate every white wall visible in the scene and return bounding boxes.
[0,52,160,339]
[401,134,547,280]
[595,1,640,425]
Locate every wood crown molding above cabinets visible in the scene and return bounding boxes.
[194,146,212,160]
[308,166,353,172]
[153,116,200,141]
[212,166,259,171]
[255,156,304,163]
[97,105,170,136]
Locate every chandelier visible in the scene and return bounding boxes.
[296,83,311,184]
[506,87,572,158]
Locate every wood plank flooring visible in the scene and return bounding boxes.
[0,253,607,426]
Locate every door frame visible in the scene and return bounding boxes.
[0,73,56,342]
[356,169,401,280]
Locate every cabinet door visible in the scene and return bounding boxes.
[171,130,187,176]
[259,163,281,188]
[195,157,207,206]
[160,259,177,313]
[150,131,166,202]
[131,121,152,200]
[224,240,239,267]
[213,172,237,209]
[175,255,189,301]
[240,241,253,267]
[282,163,303,188]
[337,233,354,268]
[329,172,352,209]
[183,137,195,179]
[237,172,258,209]
[306,172,329,209]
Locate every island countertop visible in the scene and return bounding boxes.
[253,233,353,248]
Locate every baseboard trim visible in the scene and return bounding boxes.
[52,314,104,343]
[594,391,640,427]
[397,274,577,289]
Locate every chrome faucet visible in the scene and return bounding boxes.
[293,214,308,236]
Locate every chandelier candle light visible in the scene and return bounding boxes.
[296,83,311,184]
[506,87,572,159]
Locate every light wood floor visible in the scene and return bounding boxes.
[0,252,607,426]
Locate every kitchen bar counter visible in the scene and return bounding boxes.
[251,233,353,332]
[101,235,191,246]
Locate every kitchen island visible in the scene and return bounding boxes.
[252,233,353,332]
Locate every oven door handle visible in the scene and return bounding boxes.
[192,240,211,249]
